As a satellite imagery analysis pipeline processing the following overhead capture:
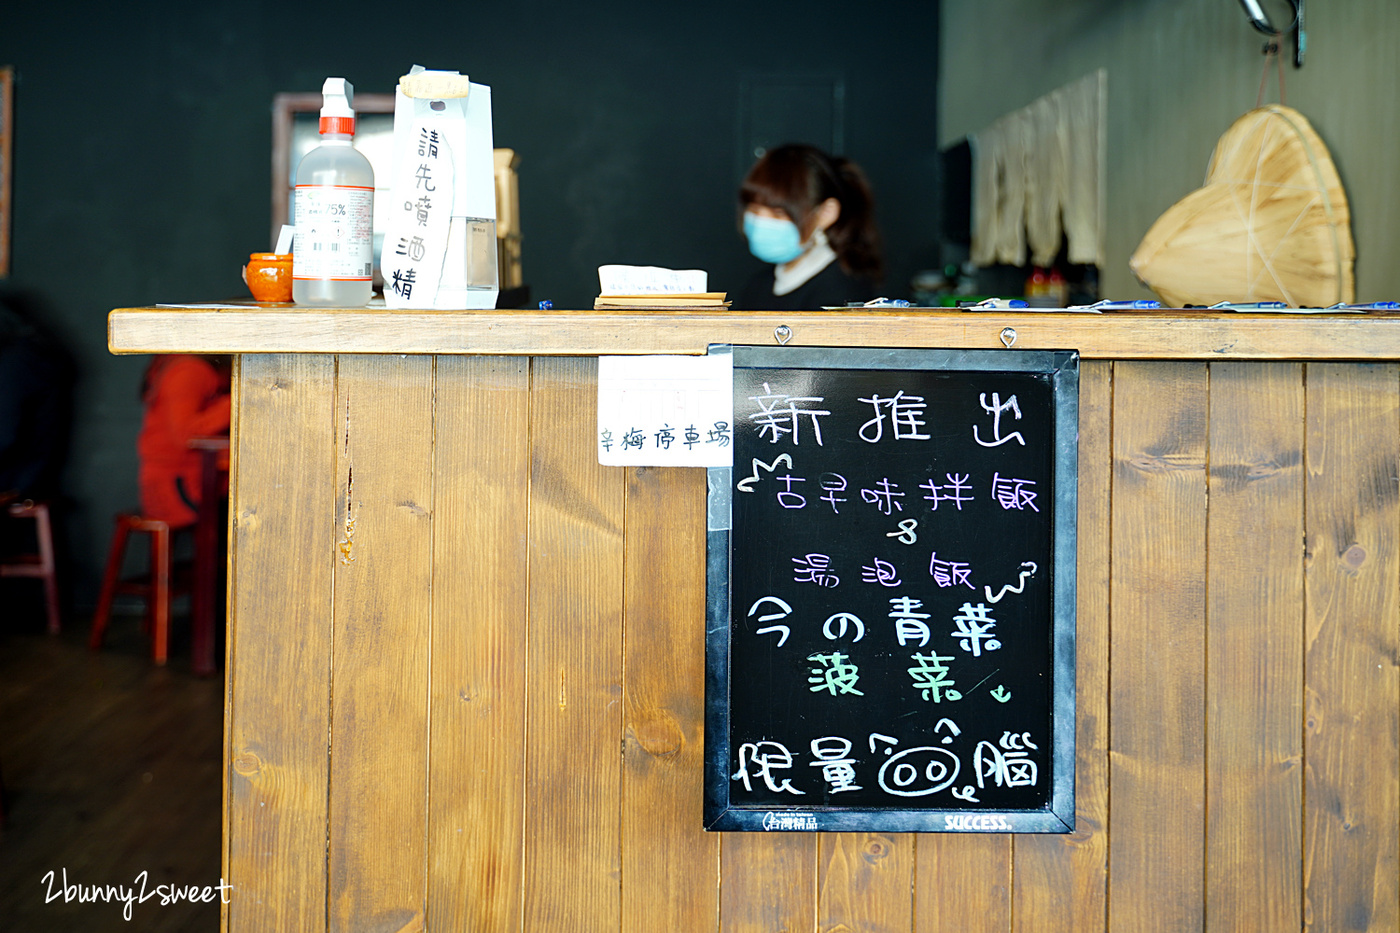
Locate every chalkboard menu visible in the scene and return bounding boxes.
[705,346,1078,833]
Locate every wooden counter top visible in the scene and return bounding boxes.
[109,303,1400,360]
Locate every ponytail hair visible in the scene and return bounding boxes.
[739,144,884,284]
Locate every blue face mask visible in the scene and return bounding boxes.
[744,212,805,265]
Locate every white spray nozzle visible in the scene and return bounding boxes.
[319,77,356,132]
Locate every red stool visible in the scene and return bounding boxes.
[1,500,61,634]
[89,513,189,665]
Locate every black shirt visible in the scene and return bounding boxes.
[734,260,875,311]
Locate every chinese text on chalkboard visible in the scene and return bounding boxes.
[706,347,1077,833]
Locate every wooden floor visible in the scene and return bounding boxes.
[0,596,223,931]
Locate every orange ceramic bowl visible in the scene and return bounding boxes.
[244,252,293,302]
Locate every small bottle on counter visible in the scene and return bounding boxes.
[293,77,374,307]
[1024,267,1053,308]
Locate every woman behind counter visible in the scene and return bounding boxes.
[735,143,883,311]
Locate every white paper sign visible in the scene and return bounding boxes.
[381,118,452,307]
[597,355,733,466]
[380,69,497,310]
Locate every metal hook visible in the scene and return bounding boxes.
[775,325,792,346]
[1000,327,1018,348]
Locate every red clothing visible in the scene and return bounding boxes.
[136,356,230,528]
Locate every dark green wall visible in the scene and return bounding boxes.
[0,2,941,611]
[941,0,1400,303]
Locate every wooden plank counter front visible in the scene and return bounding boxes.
[110,306,1400,933]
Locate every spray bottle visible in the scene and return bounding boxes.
[293,78,375,306]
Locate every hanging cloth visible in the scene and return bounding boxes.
[969,70,1105,269]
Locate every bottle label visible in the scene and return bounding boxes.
[293,185,375,280]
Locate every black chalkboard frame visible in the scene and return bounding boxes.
[704,345,1079,833]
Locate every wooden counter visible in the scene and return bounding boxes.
[113,303,1400,359]
[110,306,1399,932]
